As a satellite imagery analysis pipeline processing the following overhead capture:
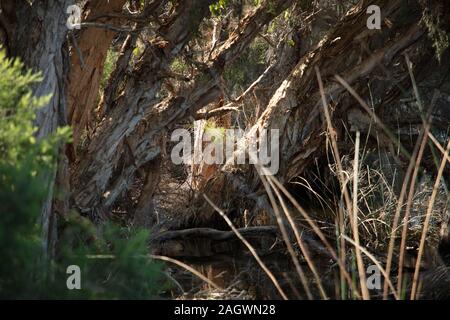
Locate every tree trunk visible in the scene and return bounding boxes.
[71,0,294,223]
[67,0,127,148]
[193,0,428,226]
[5,0,73,256]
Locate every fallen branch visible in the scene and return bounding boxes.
[151,226,279,242]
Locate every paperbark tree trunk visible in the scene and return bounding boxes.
[67,0,128,148]
[3,0,74,256]
[192,0,428,226]
[71,0,294,224]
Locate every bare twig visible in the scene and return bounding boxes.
[70,32,85,70]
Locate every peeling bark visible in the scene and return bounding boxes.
[193,0,427,225]
[72,0,294,222]
[133,156,162,228]
[72,0,215,219]
[8,0,74,255]
[67,0,127,148]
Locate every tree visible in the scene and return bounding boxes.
[1,0,449,299]
[0,51,165,299]
[1,0,74,256]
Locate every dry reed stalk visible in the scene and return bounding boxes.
[316,67,355,299]
[260,173,314,299]
[335,74,422,299]
[203,194,289,300]
[352,130,370,299]
[410,139,450,299]
[396,91,439,296]
[266,175,329,299]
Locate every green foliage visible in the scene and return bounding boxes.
[204,120,226,145]
[286,39,296,47]
[209,0,229,16]
[0,50,66,298]
[171,57,189,75]
[266,0,277,15]
[50,215,167,299]
[100,49,118,91]
[224,38,268,89]
[0,52,48,166]
[0,51,165,299]
[419,0,449,61]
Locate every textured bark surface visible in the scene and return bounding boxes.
[2,0,448,299]
[71,0,216,221]
[132,156,161,228]
[187,0,427,226]
[67,0,127,147]
[6,0,73,255]
[72,0,294,221]
[236,0,422,180]
[191,10,305,194]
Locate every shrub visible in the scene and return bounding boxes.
[0,51,166,299]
